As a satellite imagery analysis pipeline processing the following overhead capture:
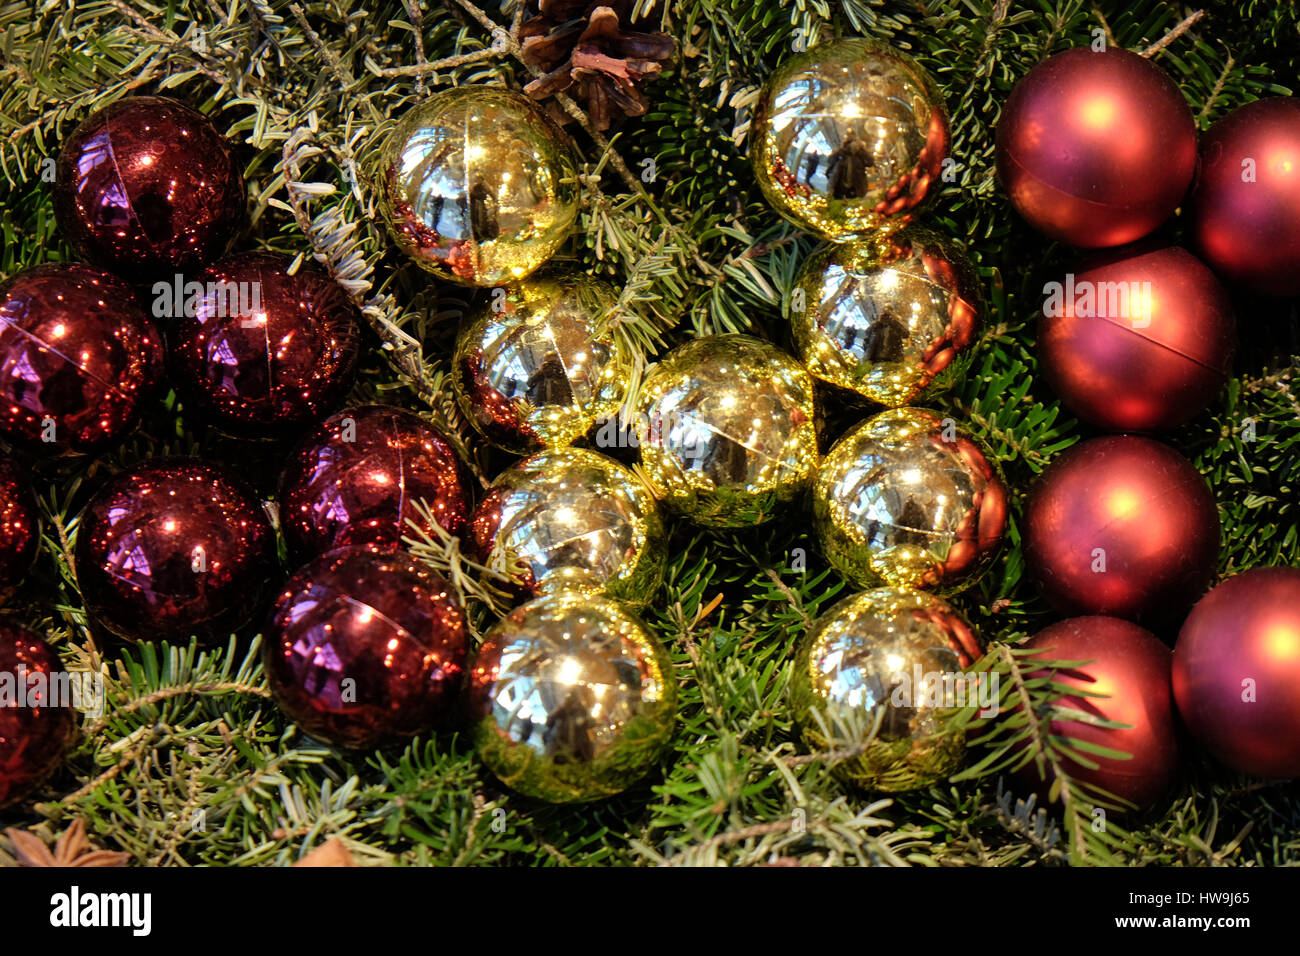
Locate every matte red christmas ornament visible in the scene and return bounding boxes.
[1015,616,1179,810]
[169,252,361,434]
[0,264,164,456]
[54,96,245,278]
[1190,97,1300,296]
[265,547,468,748]
[0,455,40,603]
[1024,436,1219,624]
[0,624,77,809]
[1173,567,1300,779]
[278,405,472,559]
[996,47,1196,247]
[1038,245,1236,431]
[75,458,275,642]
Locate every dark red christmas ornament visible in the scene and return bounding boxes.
[278,405,471,559]
[1173,567,1300,779]
[1014,616,1179,810]
[0,264,164,456]
[54,96,245,278]
[996,46,1196,247]
[75,458,275,642]
[169,252,361,434]
[0,456,40,603]
[1190,97,1300,296]
[1024,436,1219,624]
[0,624,77,809]
[265,547,468,748]
[1038,245,1236,432]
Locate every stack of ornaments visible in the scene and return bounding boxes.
[997,46,1300,807]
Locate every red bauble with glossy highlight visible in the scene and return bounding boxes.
[169,252,361,435]
[1015,617,1179,810]
[0,264,163,456]
[1038,245,1236,432]
[0,624,77,808]
[278,405,472,559]
[75,458,275,642]
[54,96,245,277]
[1024,437,1219,624]
[1173,567,1300,779]
[0,455,40,603]
[265,548,468,748]
[1190,97,1300,296]
[996,47,1196,247]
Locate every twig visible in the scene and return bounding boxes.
[1141,10,1204,57]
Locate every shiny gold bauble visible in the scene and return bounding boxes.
[634,334,818,527]
[377,87,579,286]
[452,273,632,454]
[791,587,985,791]
[814,407,1007,592]
[470,592,677,803]
[792,228,982,406]
[470,447,666,606]
[751,38,949,241]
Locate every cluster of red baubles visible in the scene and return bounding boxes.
[999,50,1300,812]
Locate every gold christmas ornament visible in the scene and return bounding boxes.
[377,87,579,286]
[469,592,677,803]
[470,447,666,606]
[814,407,1007,592]
[791,587,986,791]
[792,228,982,406]
[634,334,818,527]
[452,272,632,454]
[750,38,949,241]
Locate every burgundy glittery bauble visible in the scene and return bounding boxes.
[1015,617,1179,810]
[1174,567,1300,778]
[1190,98,1300,296]
[996,47,1196,247]
[75,458,275,642]
[54,96,245,277]
[1038,246,1236,431]
[0,264,163,456]
[0,456,40,603]
[0,624,77,808]
[265,548,468,748]
[1024,437,1219,624]
[169,252,361,434]
[278,405,472,559]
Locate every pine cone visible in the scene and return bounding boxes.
[520,1,676,131]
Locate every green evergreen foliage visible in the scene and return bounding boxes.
[0,0,1297,866]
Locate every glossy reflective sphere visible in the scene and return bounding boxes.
[0,264,164,456]
[1024,437,1220,624]
[635,334,818,527]
[76,458,275,642]
[469,592,676,803]
[1016,617,1178,810]
[471,447,665,606]
[0,456,40,603]
[791,587,984,791]
[452,273,630,453]
[996,47,1196,247]
[792,228,982,405]
[814,408,1007,592]
[266,548,468,749]
[378,87,579,286]
[1039,246,1235,432]
[1174,568,1300,779]
[278,404,472,558]
[1190,97,1300,296]
[54,96,245,277]
[0,624,77,809]
[169,252,361,434]
[751,38,949,240]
